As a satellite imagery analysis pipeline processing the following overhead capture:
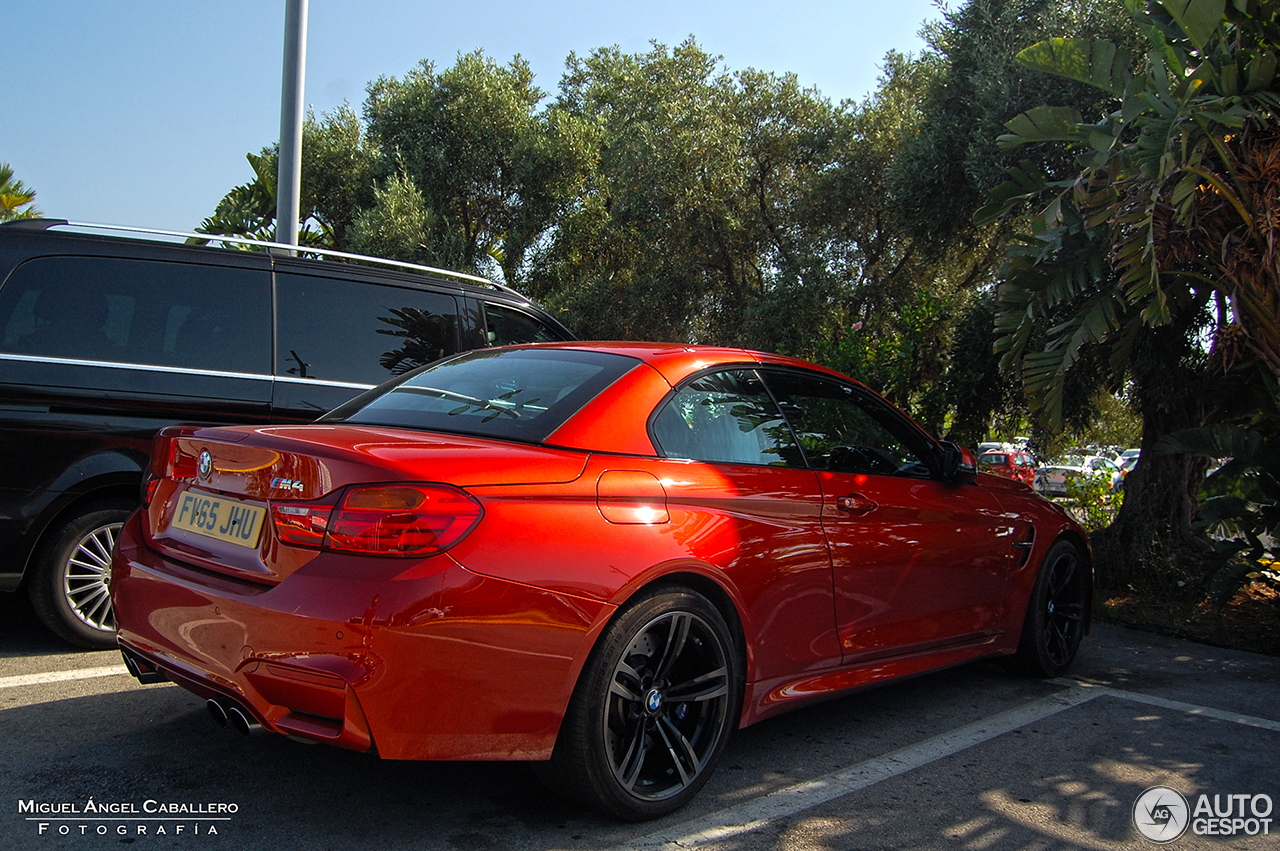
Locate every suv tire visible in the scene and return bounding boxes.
[28,501,132,649]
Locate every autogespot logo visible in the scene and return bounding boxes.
[1134,786,1190,843]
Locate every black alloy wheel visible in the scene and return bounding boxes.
[1013,539,1090,677]
[542,587,741,820]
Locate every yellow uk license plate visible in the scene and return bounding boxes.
[171,490,266,548]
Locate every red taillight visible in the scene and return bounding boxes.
[150,428,198,480]
[145,428,199,507]
[272,503,334,548]
[327,485,483,555]
[143,477,161,508]
[270,484,482,557]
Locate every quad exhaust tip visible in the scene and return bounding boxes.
[120,649,167,685]
[206,699,264,736]
[227,705,263,736]
[206,699,229,728]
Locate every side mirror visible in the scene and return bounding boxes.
[938,441,977,483]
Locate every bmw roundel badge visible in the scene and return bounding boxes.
[198,450,212,481]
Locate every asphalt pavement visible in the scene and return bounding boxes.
[2,589,1277,850]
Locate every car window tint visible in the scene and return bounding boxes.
[327,348,639,443]
[0,256,270,374]
[276,274,460,385]
[651,369,800,467]
[483,302,564,347]
[761,370,932,477]
[980,454,1008,466]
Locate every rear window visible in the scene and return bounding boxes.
[322,347,639,443]
[275,272,461,385]
[979,453,1007,466]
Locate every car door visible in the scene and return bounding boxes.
[649,367,841,679]
[760,369,1019,665]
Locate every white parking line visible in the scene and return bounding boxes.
[605,681,1280,851]
[609,686,1100,851]
[1054,678,1280,732]
[0,665,129,690]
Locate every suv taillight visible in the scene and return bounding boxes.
[272,484,483,557]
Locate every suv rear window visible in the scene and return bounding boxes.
[276,273,461,385]
[323,348,639,443]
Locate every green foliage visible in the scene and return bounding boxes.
[891,0,1142,249]
[192,151,278,244]
[1064,469,1124,530]
[1161,422,1280,604]
[0,162,41,222]
[348,171,432,263]
[199,6,1152,443]
[985,0,1280,429]
[1084,387,1144,445]
[364,50,575,278]
[979,0,1280,595]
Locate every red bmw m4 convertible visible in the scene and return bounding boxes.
[111,343,1090,819]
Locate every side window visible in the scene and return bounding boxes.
[762,370,933,477]
[651,369,800,467]
[0,256,270,374]
[483,302,562,347]
[276,274,460,385]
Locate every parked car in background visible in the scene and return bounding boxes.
[1118,448,1141,474]
[977,449,1036,487]
[1034,454,1123,497]
[0,220,573,647]
[112,343,1091,820]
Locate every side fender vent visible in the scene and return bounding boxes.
[1012,526,1036,567]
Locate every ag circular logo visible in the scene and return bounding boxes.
[1134,786,1190,843]
[197,450,212,481]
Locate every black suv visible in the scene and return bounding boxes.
[0,220,573,648]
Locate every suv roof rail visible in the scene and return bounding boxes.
[0,217,69,231]
[5,219,518,295]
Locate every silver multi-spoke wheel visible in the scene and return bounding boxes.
[603,610,731,802]
[62,520,119,633]
[542,587,741,820]
[29,502,131,649]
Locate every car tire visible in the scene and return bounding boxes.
[540,586,741,820]
[1010,539,1089,678]
[27,501,132,649]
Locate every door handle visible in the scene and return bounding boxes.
[836,493,878,515]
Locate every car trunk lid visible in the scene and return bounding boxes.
[141,424,587,584]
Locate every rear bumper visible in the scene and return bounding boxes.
[110,510,611,761]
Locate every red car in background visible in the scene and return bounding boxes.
[111,344,1091,820]
[978,449,1037,487]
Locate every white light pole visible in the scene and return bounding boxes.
[276,0,308,249]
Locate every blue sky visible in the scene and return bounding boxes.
[3,1,944,233]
